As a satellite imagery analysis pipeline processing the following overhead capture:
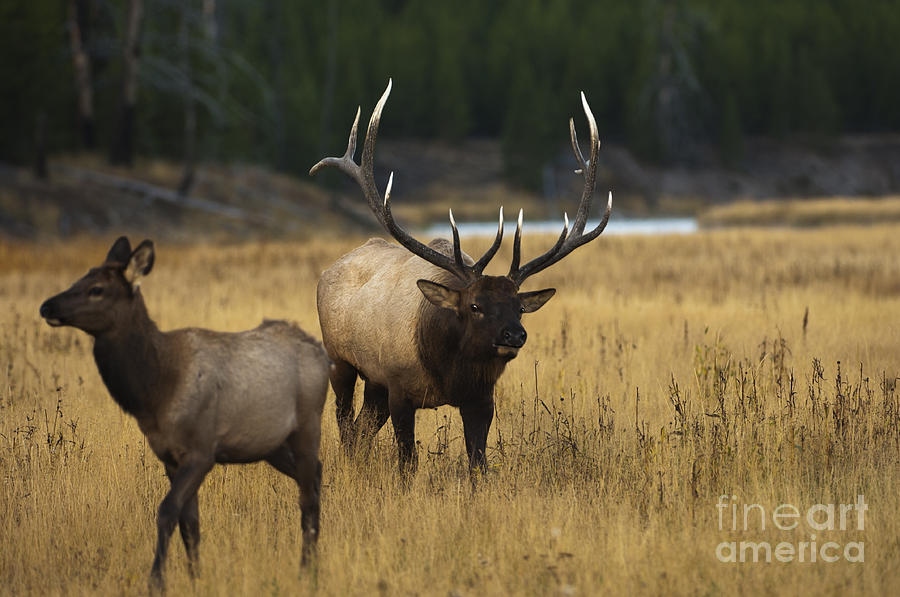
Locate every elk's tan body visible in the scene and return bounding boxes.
[318,238,463,408]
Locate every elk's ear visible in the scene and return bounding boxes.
[519,288,556,313]
[105,236,132,266]
[417,279,460,311]
[125,240,155,288]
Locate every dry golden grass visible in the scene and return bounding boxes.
[699,196,900,228]
[1,226,899,595]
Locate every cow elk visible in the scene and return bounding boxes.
[311,80,611,476]
[39,237,331,590]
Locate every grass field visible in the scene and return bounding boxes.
[699,196,900,229]
[1,225,899,595]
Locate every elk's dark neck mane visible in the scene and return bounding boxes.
[91,291,181,418]
[416,297,507,406]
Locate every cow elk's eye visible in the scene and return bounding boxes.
[470,304,480,313]
[89,286,104,297]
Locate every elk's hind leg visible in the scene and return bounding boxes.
[286,429,322,569]
[265,442,296,477]
[329,359,358,448]
[354,381,390,451]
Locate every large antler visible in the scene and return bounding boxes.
[310,79,503,283]
[507,92,613,286]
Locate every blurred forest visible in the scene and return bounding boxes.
[4,0,899,185]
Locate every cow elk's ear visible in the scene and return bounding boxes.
[105,236,132,266]
[416,279,460,311]
[519,288,556,313]
[126,240,155,288]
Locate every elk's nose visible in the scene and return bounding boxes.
[39,300,53,318]
[502,327,527,348]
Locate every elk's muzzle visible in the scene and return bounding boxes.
[494,324,527,358]
[40,298,64,327]
[500,327,527,348]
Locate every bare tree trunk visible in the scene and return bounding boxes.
[202,0,226,157]
[202,0,217,48]
[110,0,143,166]
[177,0,197,197]
[34,112,48,180]
[67,0,95,148]
[266,0,287,170]
[317,0,339,157]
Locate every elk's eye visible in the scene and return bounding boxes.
[470,304,480,313]
[89,286,104,297]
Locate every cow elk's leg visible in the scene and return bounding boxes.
[151,457,214,590]
[265,442,298,478]
[461,399,494,473]
[163,463,201,578]
[354,381,390,451]
[179,494,201,578]
[288,431,322,569]
[330,359,358,447]
[389,394,418,479]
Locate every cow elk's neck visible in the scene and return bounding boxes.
[91,291,177,418]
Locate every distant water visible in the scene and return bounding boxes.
[423,217,698,238]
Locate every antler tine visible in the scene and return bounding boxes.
[508,208,523,276]
[309,106,361,176]
[473,206,504,274]
[569,117,587,175]
[571,91,599,237]
[449,209,466,271]
[508,212,570,281]
[508,92,612,286]
[383,170,394,206]
[360,79,392,184]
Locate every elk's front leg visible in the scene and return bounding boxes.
[151,457,213,590]
[389,393,418,478]
[164,464,201,578]
[460,398,494,472]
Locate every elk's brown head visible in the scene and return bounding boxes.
[418,275,555,360]
[310,80,611,362]
[40,237,155,336]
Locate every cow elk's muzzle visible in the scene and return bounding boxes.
[39,298,64,327]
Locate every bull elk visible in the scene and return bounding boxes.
[311,81,611,476]
[39,237,330,590]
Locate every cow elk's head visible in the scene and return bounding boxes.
[40,237,155,336]
[311,80,611,360]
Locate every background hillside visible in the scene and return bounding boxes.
[2,0,900,240]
